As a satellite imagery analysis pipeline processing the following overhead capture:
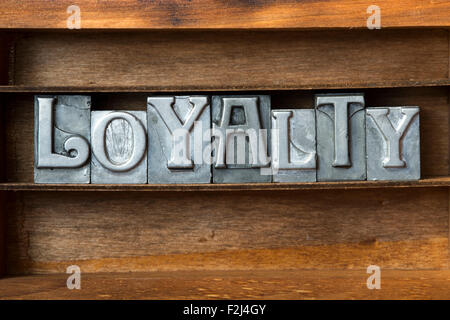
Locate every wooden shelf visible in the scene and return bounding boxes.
[1,0,449,301]
[1,80,450,93]
[2,177,450,192]
[1,270,449,299]
[3,30,447,90]
[1,0,449,29]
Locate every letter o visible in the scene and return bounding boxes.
[92,111,147,172]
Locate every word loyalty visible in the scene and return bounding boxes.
[34,94,420,184]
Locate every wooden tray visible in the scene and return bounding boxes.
[0,1,449,299]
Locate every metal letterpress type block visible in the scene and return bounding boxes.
[366,106,420,180]
[34,95,91,183]
[315,94,366,181]
[91,111,147,184]
[212,95,271,183]
[147,96,211,183]
[272,109,316,182]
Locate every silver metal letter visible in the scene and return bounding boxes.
[34,95,91,183]
[212,95,271,183]
[91,111,147,184]
[315,94,366,181]
[147,96,211,183]
[366,106,420,180]
[272,109,316,182]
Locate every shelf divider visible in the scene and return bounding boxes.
[1,0,450,29]
[2,177,450,192]
[1,80,450,93]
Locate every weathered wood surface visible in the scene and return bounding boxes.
[0,13,449,288]
[2,81,450,93]
[6,188,448,274]
[1,0,450,29]
[1,270,450,299]
[9,30,449,90]
[3,178,450,192]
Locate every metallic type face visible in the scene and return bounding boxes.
[212,95,271,183]
[315,94,366,181]
[272,109,316,182]
[366,107,420,180]
[33,94,422,184]
[91,111,147,184]
[34,95,91,183]
[147,96,211,183]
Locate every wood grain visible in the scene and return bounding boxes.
[6,188,448,274]
[1,270,450,299]
[11,30,449,89]
[1,0,450,29]
[5,87,448,183]
[0,22,449,284]
[2,81,450,92]
[3,177,450,192]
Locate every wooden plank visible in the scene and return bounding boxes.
[6,188,448,274]
[2,178,450,192]
[1,270,450,299]
[12,30,449,89]
[1,0,450,29]
[2,81,450,93]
